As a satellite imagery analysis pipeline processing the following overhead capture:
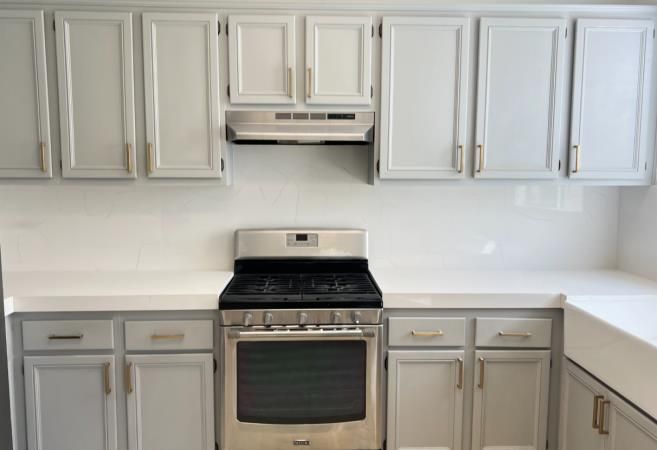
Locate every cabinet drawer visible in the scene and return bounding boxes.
[388,317,465,347]
[125,320,213,351]
[22,320,114,351]
[475,318,552,348]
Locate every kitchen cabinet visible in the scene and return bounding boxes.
[387,350,464,450]
[125,354,214,450]
[475,18,566,179]
[471,350,551,450]
[569,19,655,180]
[143,13,222,178]
[305,16,372,105]
[379,17,470,179]
[608,390,657,450]
[55,11,136,179]
[228,15,296,104]
[0,10,52,178]
[24,355,118,450]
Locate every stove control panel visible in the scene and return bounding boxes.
[286,233,319,248]
[221,309,383,327]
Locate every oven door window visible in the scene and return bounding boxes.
[236,340,367,424]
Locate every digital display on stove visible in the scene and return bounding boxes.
[296,234,308,241]
[286,233,318,247]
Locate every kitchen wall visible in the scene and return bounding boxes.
[0,147,620,272]
[618,186,657,280]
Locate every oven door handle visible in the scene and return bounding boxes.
[227,328,376,339]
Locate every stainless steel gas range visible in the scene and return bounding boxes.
[219,229,383,450]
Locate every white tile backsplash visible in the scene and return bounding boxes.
[0,147,620,271]
[619,186,657,281]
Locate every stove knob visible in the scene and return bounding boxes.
[264,312,274,327]
[331,312,343,324]
[352,311,362,325]
[298,312,309,326]
[243,312,253,327]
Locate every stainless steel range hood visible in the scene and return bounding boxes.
[226,111,374,145]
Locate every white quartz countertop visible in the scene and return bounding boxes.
[4,269,657,315]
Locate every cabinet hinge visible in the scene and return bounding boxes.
[384,355,388,370]
[370,85,374,98]
[378,23,382,38]
[558,160,561,171]
[59,160,63,170]
[565,27,568,39]
[218,21,221,35]
[213,358,218,373]
[550,358,553,368]
[371,24,374,37]
[645,161,648,171]
[376,160,381,175]
[227,84,230,97]
[221,158,225,173]
[53,20,56,31]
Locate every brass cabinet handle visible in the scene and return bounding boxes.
[48,334,83,340]
[147,143,154,174]
[307,68,312,98]
[598,400,610,435]
[125,362,133,394]
[498,331,533,337]
[593,395,604,429]
[411,330,444,337]
[103,362,112,395]
[126,143,133,174]
[573,145,582,173]
[457,358,464,390]
[151,333,185,340]
[457,145,464,174]
[478,357,485,389]
[477,144,484,173]
[288,67,293,98]
[39,143,47,173]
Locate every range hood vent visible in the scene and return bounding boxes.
[226,111,374,145]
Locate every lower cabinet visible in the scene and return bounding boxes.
[471,350,551,450]
[125,353,215,450]
[24,355,118,450]
[560,359,657,450]
[387,350,465,450]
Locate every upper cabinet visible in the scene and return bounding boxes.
[0,10,52,178]
[379,17,470,179]
[475,17,566,179]
[305,16,373,105]
[569,19,655,180]
[143,13,223,178]
[55,11,136,179]
[228,15,296,104]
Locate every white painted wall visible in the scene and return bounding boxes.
[618,186,657,280]
[0,147,619,271]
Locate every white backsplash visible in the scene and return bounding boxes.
[0,147,619,272]
[619,186,657,281]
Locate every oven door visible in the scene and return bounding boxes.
[222,325,382,450]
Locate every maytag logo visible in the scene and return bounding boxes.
[293,439,311,446]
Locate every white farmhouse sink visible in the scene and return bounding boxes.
[565,295,657,419]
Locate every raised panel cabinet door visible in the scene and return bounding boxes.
[379,17,470,179]
[143,13,222,178]
[24,355,118,450]
[126,354,215,450]
[55,11,136,179]
[558,359,607,450]
[608,391,657,450]
[387,350,464,450]
[475,18,566,179]
[472,350,551,450]
[305,16,372,105]
[570,19,655,180]
[228,15,296,104]
[0,10,52,178]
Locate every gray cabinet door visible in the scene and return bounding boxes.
[472,350,551,450]
[608,390,657,450]
[0,10,52,178]
[387,350,464,450]
[55,11,136,179]
[569,19,655,180]
[475,18,566,179]
[24,355,118,450]
[126,354,214,450]
[559,359,607,450]
[143,13,222,178]
[379,17,470,179]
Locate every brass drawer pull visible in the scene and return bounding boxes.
[307,68,312,98]
[103,362,111,395]
[598,400,610,435]
[593,395,604,429]
[125,362,133,394]
[48,334,83,340]
[147,143,154,174]
[151,334,185,340]
[411,330,444,337]
[40,143,48,173]
[126,143,133,174]
[498,331,533,338]
[457,145,464,174]
[457,358,464,390]
[573,144,582,173]
[477,144,484,173]
[288,67,293,98]
[478,357,485,389]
